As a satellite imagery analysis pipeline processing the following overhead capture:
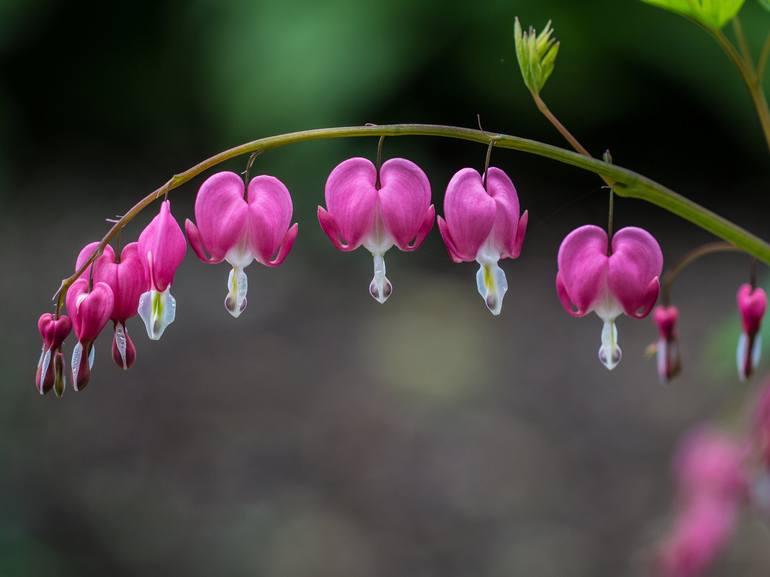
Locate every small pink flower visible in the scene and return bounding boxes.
[556,225,663,369]
[658,499,737,577]
[76,242,147,369]
[318,157,434,303]
[36,313,72,396]
[65,279,114,391]
[185,171,298,317]
[674,428,748,503]
[137,200,186,340]
[736,283,766,381]
[437,167,527,315]
[654,305,681,383]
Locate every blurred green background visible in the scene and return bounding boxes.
[1,0,770,575]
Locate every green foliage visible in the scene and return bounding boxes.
[641,0,746,29]
[759,0,770,12]
[513,18,560,95]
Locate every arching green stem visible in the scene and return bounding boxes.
[52,123,770,313]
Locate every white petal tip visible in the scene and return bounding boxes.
[225,267,248,318]
[138,288,176,340]
[476,262,507,317]
[599,320,622,370]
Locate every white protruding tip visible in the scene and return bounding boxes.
[476,261,508,316]
[598,320,622,370]
[369,253,392,304]
[225,266,248,318]
[138,287,177,341]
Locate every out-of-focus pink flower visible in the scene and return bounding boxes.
[137,200,186,340]
[654,305,681,383]
[35,313,72,396]
[674,428,749,503]
[736,283,766,381]
[318,157,434,303]
[185,171,298,317]
[437,167,527,315]
[658,499,737,577]
[65,279,114,391]
[556,225,663,370]
[76,242,146,369]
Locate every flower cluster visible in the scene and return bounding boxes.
[654,373,770,577]
[36,153,679,393]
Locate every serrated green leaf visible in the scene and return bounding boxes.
[641,0,746,28]
[513,18,559,95]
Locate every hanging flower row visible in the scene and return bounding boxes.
[35,150,765,395]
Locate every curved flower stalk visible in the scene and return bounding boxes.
[318,157,434,303]
[185,171,298,317]
[556,225,663,370]
[65,279,114,390]
[653,305,681,383]
[437,167,527,315]
[76,242,146,369]
[736,283,767,381]
[36,313,72,396]
[137,200,186,339]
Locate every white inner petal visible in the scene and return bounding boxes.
[39,347,52,391]
[225,239,254,269]
[225,266,249,318]
[88,343,95,369]
[115,322,128,369]
[138,287,177,341]
[598,319,622,370]
[475,260,507,316]
[71,342,83,384]
[368,252,392,304]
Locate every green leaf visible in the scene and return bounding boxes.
[641,0,746,28]
[513,18,560,95]
[759,0,770,12]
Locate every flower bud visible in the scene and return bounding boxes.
[514,18,559,95]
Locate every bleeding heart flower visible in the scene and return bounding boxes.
[658,499,737,577]
[36,313,72,396]
[76,242,147,369]
[318,157,434,303]
[654,305,681,384]
[736,283,766,382]
[674,428,749,504]
[556,225,663,370]
[185,171,298,317]
[437,167,527,315]
[137,200,186,340]
[65,279,114,391]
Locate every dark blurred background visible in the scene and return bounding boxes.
[2,0,770,575]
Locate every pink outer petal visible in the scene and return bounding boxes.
[408,205,435,252]
[556,225,609,316]
[138,200,187,291]
[264,223,298,267]
[437,216,463,263]
[109,243,147,322]
[440,168,496,262]
[654,305,679,340]
[38,313,72,349]
[188,171,249,263]
[378,158,433,251]
[317,207,349,251]
[485,167,522,258]
[75,242,116,279]
[246,175,296,265]
[511,210,528,259]
[322,157,378,250]
[65,279,114,342]
[737,283,767,335]
[608,226,663,319]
